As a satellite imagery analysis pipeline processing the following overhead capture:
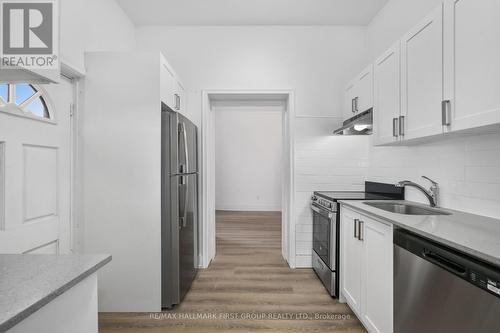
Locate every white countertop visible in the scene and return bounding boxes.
[0,254,111,331]
[339,200,500,267]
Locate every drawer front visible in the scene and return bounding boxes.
[312,251,336,297]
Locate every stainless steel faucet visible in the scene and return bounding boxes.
[396,176,439,207]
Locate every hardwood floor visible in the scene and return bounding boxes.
[99,211,366,332]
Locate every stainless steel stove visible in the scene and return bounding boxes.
[310,182,404,297]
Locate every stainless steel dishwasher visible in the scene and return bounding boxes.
[394,229,500,333]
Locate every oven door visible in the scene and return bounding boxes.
[311,203,335,269]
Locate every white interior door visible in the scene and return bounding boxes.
[0,78,74,254]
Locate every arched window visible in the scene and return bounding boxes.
[0,83,52,120]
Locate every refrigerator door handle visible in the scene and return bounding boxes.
[178,122,189,173]
[179,176,189,229]
[182,176,189,229]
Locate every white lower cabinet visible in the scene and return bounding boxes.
[341,206,393,333]
[341,208,363,313]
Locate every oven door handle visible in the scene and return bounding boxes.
[311,204,334,219]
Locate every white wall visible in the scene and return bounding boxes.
[135,26,369,267]
[136,26,366,118]
[61,0,135,71]
[214,101,283,211]
[364,0,500,219]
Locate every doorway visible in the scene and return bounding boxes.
[201,91,295,268]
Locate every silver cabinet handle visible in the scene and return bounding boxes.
[174,94,180,110]
[399,116,405,137]
[354,219,359,239]
[352,98,356,114]
[393,118,399,138]
[442,100,451,126]
[355,97,359,112]
[358,220,364,241]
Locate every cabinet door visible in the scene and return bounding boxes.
[374,43,401,145]
[160,59,176,110]
[343,81,357,121]
[444,0,500,132]
[341,208,363,314]
[356,65,374,114]
[401,5,444,140]
[361,217,393,333]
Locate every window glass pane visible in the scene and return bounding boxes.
[15,84,36,104]
[25,97,48,118]
[0,84,7,102]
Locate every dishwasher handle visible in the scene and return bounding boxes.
[423,250,467,277]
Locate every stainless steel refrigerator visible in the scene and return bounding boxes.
[161,104,198,309]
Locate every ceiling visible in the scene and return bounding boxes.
[116,0,389,26]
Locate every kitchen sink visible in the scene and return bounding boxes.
[364,202,451,216]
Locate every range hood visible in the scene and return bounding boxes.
[333,109,373,135]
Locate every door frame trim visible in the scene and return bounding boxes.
[201,90,296,268]
[60,60,84,253]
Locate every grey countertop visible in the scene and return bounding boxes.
[339,200,500,267]
[0,254,111,332]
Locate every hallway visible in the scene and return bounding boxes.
[99,211,365,332]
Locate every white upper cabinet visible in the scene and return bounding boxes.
[356,65,374,114]
[400,5,444,140]
[374,43,401,145]
[370,0,500,145]
[160,56,176,110]
[343,80,357,120]
[174,80,186,113]
[160,55,186,113]
[443,0,500,131]
[343,65,374,121]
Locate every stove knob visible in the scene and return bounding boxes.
[311,196,318,201]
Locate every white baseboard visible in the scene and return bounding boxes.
[215,203,281,212]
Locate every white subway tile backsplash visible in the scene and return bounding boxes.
[296,224,313,233]
[295,255,312,268]
[296,241,313,255]
[294,120,500,267]
[465,166,500,184]
[293,117,371,267]
[367,134,500,218]
[464,133,500,152]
